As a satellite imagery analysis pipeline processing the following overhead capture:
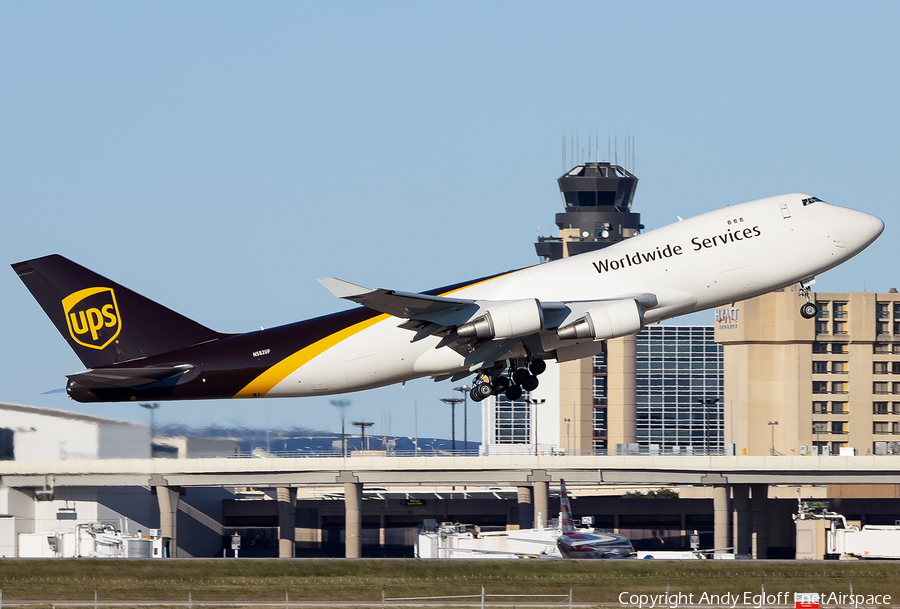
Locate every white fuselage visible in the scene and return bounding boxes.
[264,194,882,397]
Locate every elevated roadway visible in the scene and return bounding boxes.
[5,455,899,559]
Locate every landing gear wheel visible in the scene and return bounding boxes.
[521,374,539,392]
[492,376,511,394]
[529,359,547,376]
[512,368,531,385]
[800,302,818,319]
[471,383,493,402]
[505,385,523,401]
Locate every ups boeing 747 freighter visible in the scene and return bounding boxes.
[12,194,883,404]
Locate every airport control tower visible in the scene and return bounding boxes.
[534,162,643,262]
[536,162,642,455]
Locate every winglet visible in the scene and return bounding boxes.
[317,277,375,299]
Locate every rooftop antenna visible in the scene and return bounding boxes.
[614,132,618,166]
[595,127,599,162]
[562,134,566,174]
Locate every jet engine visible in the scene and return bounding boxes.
[556,299,643,341]
[457,299,544,339]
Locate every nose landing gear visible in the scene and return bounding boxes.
[798,279,818,319]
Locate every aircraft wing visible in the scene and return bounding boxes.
[317,277,478,327]
[319,277,666,371]
[67,364,194,389]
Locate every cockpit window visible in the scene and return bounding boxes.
[801,196,826,206]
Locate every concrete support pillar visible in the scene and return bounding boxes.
[732,484,751,556]
[517,486,534,529]
[344,481,362,558]
[379,513,386,548]
[750,483,768,559]
[276,486,297,558]
[533,481,549,528]
[156,486,180,558]
[713,485,730,554]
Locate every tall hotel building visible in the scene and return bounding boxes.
[718,287,900,456]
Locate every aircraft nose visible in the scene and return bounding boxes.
[831,206,884,253]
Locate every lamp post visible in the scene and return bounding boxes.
[440,398,464,454]
[767,420,779,456]
[527,398,546,456]
[452,385,470,454]
[564,418,571,455]
[697,398,719,455]
[352,421,374,451]
[330,399,351,457]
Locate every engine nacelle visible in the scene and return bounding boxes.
[457,299,544,339]
[556,300,643,341]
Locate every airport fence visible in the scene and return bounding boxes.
[223,446,733,458]
[0,569,898,608]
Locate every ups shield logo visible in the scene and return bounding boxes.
[62,287,122,350]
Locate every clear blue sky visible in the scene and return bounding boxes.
[2,2,897,440]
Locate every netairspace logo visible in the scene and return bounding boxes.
[617,591,891,609]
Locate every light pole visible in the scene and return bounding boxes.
[697,398,719,455]
[767,420,779,456]
[352,421,374,451]
[452,385,470,454]
[440,397,464,454]
[140,403,160,457]
[564,418,571,455]
[330,399,351,457]
[527,398,546,456]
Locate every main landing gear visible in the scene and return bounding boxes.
[798,279,818,319]
[469,359,547,403]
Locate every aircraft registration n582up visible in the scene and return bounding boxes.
[13,193,883,404]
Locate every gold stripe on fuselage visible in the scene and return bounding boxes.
[233,268,529,398]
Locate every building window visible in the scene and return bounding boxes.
[874,402,889,415]
[875,382,889,394]
[813,401,828,414]
[831,401,848,414]
[878,321,891,335]
[813,381,829,394]
[831,422,848,435]
[494,399,530,444]
[893,362,900,375]
[592,439,607,453]
[592,407,607,436]
[816,321,829,334]
[894,382,900,395]
[812,361,829,374]
[875,342,892,354]
[831,381,848,394]
[894,302,900,318]
[877,303,891,319]
[812,421,828,434]
[832,361,848,374]
[832,343,849,354]
[893,402,900,415]
[831,441,847,453]
[875,362,889,374]
[833,321,848,335]
[894,421,900,434]
[813,342,828,354]
[874,422,889,435]
[895,322,900,335]
[817,302,830,318]
[834,302,848,319]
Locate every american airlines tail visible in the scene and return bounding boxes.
[559,479,574,534]
[11,255,227,369]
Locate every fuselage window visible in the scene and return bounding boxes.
[802,196,826,206]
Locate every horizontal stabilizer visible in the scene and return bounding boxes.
[67,364,193,389]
